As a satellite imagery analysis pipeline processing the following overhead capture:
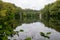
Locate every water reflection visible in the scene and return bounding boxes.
[9,22,60,40]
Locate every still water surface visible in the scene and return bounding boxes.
[9,22,60,40]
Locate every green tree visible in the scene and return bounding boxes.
[0,1,21,40]
[41,0,60,32]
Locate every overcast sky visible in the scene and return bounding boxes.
[2,0,56,10]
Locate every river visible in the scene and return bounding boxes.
[8,22,60,40]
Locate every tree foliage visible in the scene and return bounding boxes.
[41,1,60,32]
[0,0,40,40]
[0,1,21,40]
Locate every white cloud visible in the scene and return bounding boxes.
[2,0,56,10]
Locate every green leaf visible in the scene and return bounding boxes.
[0,25,2,29]
[25,37,31,40]
[4,22,8,25]
[20,29,24,32]
[46,32,51,35]
[4,30,11,35]
[40,32,45,37]
[44,36,50,39]
[2,36,8,40]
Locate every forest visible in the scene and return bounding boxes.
[0,0,60,40]
[0,0,40,40]
[41,0,60,32]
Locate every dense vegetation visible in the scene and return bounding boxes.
[0,1,21,40]
[19,9,40,23]
[1,0,60,40]
[41,0,60,32]
[0,0,40,40]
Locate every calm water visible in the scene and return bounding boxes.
[8,22,60,40]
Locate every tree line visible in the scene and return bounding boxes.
[41,0,60,32]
